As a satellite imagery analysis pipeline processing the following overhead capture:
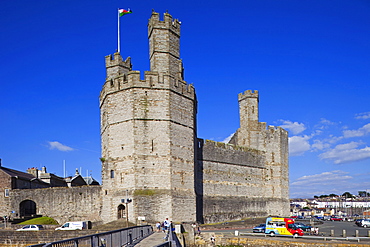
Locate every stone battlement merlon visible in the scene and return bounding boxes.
[148,11,181,38]
[267,125,289,135]
[203,139,262,155]
[105,53,132,69]
[252,122,288,135]
[238,90,259,102]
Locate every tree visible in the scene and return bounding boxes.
[342,192,354,198]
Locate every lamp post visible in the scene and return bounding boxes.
[121,190,132,228]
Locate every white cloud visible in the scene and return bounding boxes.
[279,120,306,135]
[355,112,370,120]
[290,170,353,198]
[311,139,330,151]
[291,170,352,186]
[319,141,370,164]
[47,141,74,151]
[289,135,311,156]
[343,123,370,138]
[320,118,335,125]
[315,118,337,130]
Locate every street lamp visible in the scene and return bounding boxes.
[121,190,132,228]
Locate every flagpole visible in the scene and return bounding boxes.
[117,8,120,53]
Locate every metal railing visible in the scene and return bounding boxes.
[28,225,153,247]
[154,229,182,247]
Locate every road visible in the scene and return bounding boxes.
[203,220,370,238]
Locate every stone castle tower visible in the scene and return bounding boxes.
[99,11,197,223]
[230,90,289,216]
[0,11,289,226]
[99,11,289,224]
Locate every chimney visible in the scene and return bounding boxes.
[27,167,39,178]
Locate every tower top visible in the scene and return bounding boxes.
[148,11,183,79]
[238,90,259,102]
[148,11,181,37]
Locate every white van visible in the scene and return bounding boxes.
[55,221,87,230]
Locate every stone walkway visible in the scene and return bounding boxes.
[134,231,168,247]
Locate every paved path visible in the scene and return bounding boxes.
[135,231,168,247]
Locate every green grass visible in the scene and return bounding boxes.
[133,189,156,196]
[18,216,59,225]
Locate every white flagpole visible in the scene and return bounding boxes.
[117,8,120,53]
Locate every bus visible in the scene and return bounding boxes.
[265,217,304,237]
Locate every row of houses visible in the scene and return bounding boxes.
[291,198,370,218]
[0,160,100,219]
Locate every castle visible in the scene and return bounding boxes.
[0,11,289,225]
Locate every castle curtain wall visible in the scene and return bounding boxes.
[197,139,270,223]
[10,186,102,224]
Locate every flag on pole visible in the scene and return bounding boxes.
[119,8,132,17]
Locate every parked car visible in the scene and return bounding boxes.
[362,220,370,228]
[16,225,44,231]
[330,216,343,221]
[355,219,364,226]
[252,223,266,233]
[295,222,312,231]
[356,219,370,227]
[323,216,331,221]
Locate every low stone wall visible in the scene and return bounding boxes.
[10,186,102,224]
[194,232,370,247]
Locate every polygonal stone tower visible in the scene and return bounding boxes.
[230,90,289,216]
[99,11,197,223]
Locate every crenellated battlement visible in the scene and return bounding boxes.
[148,11,181,38]
[100,68,195,105]
[105,52,132,81]
[238,90,259,102]
[105,52,131,69]
[202,139,261,154]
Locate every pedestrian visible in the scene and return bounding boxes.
[164,218,171,230]
[210,235,215,245]
[197,226,201,235]
[191,223,197,236]
[161,221,166,233]
[314,227,319,235]
[156,222,161,232]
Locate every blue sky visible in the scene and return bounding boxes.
[1,0,369,198]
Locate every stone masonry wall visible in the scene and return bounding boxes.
[197,139,272,223]
[10,186,102,224]
[0,170,11,218]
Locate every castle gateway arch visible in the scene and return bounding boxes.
[19,199,36,217]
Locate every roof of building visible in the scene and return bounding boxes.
[0,166,36,181]
[83,176,100,185]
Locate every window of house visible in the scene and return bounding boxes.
[4,189,9,197]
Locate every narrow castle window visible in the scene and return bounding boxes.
[4,189,9,197]
[110,170,115,178]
